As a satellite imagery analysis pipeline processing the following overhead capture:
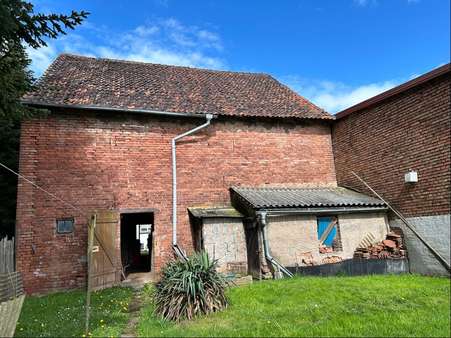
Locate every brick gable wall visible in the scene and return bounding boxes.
[16,112,336,293]
[332,74,450,218]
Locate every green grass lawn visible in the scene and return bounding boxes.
[14,275,450,337]
[15,287,133,337]
[138,275,450,337]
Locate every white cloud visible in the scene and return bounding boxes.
[26,18,225,76]
[159,18,223,51]
[353,0,378,6]
[282,76,399,113]
[153,0,170,7]
[134,25,160,36]
[354,0,419,6]
[354,0,367,5]
[26,44,57,76]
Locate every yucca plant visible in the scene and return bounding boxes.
[153,251,228,321]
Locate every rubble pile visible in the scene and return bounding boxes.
[319,245,333,254]
[354,230,407,260]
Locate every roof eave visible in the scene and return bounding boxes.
[20,101,215,119]
[335,63,450,120]
[258,205,388,216]
[21,100,335,121]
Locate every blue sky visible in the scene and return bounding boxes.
[29,0,450,113]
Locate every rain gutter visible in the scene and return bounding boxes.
[20,101,209,119]
[257,206,387,217]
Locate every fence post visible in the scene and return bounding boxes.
[0,237,14,274]
[85,214,96,335]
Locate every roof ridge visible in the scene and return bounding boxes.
[57,53,272,77]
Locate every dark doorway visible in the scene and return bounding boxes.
[120,212,153,275]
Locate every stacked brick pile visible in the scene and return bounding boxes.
[354,231,407,259]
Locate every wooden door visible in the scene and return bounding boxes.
[88,210,121,290]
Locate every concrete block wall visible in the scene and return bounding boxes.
[266,212,388,267]
[202,218,248,275]
[390,214,450,275]
[267,215,318,266]
[16,111,337,293]
[338,212,389,258]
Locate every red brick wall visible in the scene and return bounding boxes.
[16,111,336,293]
[332,74,450,218]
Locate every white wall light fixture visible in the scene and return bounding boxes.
[404,170,418,183]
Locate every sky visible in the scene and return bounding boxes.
[29,0,450,113]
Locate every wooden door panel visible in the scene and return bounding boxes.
[89,210,120,290]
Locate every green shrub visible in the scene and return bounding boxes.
[153,251,228,321]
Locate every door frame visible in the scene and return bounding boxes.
[119,210,155,274]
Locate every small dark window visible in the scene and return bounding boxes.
[317,216,342,253]
[56,218,74,234]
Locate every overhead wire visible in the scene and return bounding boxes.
[0,162,82,212]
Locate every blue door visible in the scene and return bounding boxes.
[317,216,336,246]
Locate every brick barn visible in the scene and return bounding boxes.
[17,54,392,294]
[333,63,450,275]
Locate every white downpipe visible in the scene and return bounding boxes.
[172,114,214,260]
[258,211,294,278]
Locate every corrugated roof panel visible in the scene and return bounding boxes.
[230,186,385,209]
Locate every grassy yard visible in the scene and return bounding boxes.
[138,275,450,337]
[14,275,450,337]
[15,287,133,337]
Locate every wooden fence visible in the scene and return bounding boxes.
[0,237,23,337]
[0,293,25,337]
[0,237,14,274]
[0,271,25,337]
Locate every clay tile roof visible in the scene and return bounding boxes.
[23,54,333,120]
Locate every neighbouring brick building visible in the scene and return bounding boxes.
[332,64,450,275]
[15,54,394,294]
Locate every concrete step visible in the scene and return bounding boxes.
[121,271,156,289]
